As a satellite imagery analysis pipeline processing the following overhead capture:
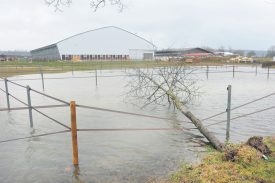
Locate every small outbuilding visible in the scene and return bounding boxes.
[31,26,156,61]
[0,54,7,61]
[155,48,213,60]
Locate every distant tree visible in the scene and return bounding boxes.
[45,0,123,11]
[201,46,215,52]
[246,50,256,57]
[217,46,225,52]
[227,46,233,53]
[233,49,244,56]
[266,46,275,57]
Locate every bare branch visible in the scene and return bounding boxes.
[90,0,124,12]
[127,65,199,109]
[45,0,72,11]
[45,0,123,12]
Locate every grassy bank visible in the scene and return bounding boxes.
[0,60,256,78]
[167,136,275,183]
[0,60,189,77]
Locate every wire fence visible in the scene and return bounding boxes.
[201,91,275,123]
[0,77,274,141]
[0,73,275,165]
[0,78,200,144]
[0,70,275,169]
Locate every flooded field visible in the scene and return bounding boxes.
[0,65,275,183]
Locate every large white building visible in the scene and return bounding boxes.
[31,26,156,61]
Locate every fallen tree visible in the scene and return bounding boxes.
[128,65,224,151]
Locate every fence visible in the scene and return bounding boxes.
[1,64,275,84]
[0,75,275,166]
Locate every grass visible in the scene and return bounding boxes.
[0,59,263,78]
[0,59,227,78]
[254,57,273,63]
[167,136,275,183]
[0,60,186,77]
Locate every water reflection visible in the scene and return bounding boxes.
[72,165,85,183]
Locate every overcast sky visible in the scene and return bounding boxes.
[1,0,275,51]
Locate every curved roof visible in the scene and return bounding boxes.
[31,26,156,53]
[57,26,156,48]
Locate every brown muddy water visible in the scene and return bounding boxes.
[0,65,274,183]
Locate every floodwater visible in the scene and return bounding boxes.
[0,65,275,183]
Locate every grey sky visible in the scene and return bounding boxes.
[0,0,275,51]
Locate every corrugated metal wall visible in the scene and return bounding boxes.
[31,45,60,61]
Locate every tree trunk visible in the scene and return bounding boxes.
[145,75,224,151]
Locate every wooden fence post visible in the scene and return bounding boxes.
[70,101,79,165]
[226,85,232,143]
[4,78,10,111]
[255,65,258,76]
[26,86,33,128]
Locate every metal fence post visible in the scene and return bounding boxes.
[72,61,74,75]
[206,65,209,79]
[138,68,141,83]
[40,69,45,91]
[95,69,98,86]
[255,65,258,76]
[226,85,232,143]
[233,65,235,78]
[267,66,270,79]
[70,101,79,165]
[26,86,34,128]
[4,78,10,110]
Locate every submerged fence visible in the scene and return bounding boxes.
[0,75,275,166]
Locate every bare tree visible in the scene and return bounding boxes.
[246,50,256,57]
[233,49,245,56]
[128,65,224,151]
[266,46,275,57]
[45,0,123,11]
[217,46,225,52]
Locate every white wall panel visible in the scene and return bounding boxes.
[57,26,155,57]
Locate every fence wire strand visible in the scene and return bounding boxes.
[0,130,71,144]
[207,105,275,127]
[8,92,28,106]
[30,88,70,105]
[0,105,67,112]
[76,104,193,124]
[0,87,70,129]
[78,127,191,132]
[201,91,275,122]
[31,107,71,130]
[231,92,275,111]
[7,80,26,88]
